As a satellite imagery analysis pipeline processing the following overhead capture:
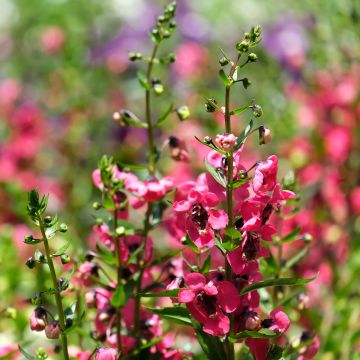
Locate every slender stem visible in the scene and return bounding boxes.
[274,216,284,306]
[134,203,153,338]
[146,44,159,176]
[113,209,122,356]
[223,54,241,360]
[133,42,159,341]
[37,213,69,360]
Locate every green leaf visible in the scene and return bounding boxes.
[231,177,250,189]
[139,289,180,298]
[267,345,284,360]
[64,301,77,324]
[234,119,254,150]
[201,253,211,274]
[192,319,227,360]
[204,157,227,188]
[229,101,253,116]
[283,247,308,270]
[184,233,200,254]
[282,227,301,243]
[52,241,70,257]
[137,71,150,90]
[240,276,316,295]
[229,329,278,342]
[219,69,231,86]
[148,249,183,266]
[18,346,36,360]
[110,283,126,308]
[145,306,192,326]
[150,200,168,227]
[156,103,173,126]
[194,136,226,155]
[96,241,117,265]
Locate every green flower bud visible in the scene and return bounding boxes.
[60,254,71,264]
[258,126,271,145]
[248,53,258,62]
[3,307,16,319]
[204,136,212,144]
[26,256,36,269]
[59,223,68,233]
[236,41,249,53]
[251,104,263,117]
[128,52,142,61]
[303,233,313,244]
[176,105,190,121]
[219,57,229,66]
[24,234,34,244]
[92,202,101,210]
[44,216,52,224]
[242,78,251,89]
[205,98,218,112]
[153,83,164,95]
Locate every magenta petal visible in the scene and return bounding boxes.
[227,248,246,275]
[270,307,290,333]
[245,338,269,360]
[216,281,240,313]
[204,281,218,296]
[173,200,190,212]
[185,273,206,290]
[202,311,229,336]
[203,192,219,207]
[178,289,195,303]
[252,169,264,192]
[208,209,228,230]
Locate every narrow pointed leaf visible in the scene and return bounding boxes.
[219,69,231,86]
[204,157,227,188]
[139,289,180,298]
[240,276,316,295]
[145,306,192,326]
[156,103,173,126]
[229,329,278,342]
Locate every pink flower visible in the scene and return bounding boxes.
[298,335,320,360]
[95,347,117,360]
[30,307,47,331]
[351,187,360,215]
[245,338,269,360]
[73,261,99,287]
[178,273,239,336]
[41,26,65,54]
[215,133,237,151]
[76,351,92,360]
[173,188,228,248]
[253,155,278,193]
[0,345,19,359]
[261,307,290,334]
[135,177,174,202]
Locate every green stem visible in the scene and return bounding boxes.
[146,44,159,176]
[113,209,122,356]
[37,213,69,360]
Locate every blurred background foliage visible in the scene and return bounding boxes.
[0,0,359,358]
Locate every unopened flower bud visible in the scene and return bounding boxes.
[44,216,52,224]
[176,105,190,121]
[253,25,262,37]
[259,126,271,145]
[60,254,70,264]
[219,57,229,66]
[45,321,61,339]
[85,250,97,261]
[163,30,171,39]
[215,133,237,151]
[36,347,48,360]
[128,52,142,61]
[59,223,68,232]
[251,104,262,117]
[3,307,16,319]
[169,20,177,30]
[236,41,249,53]
[85,290,97,308]
[248,53,257,62]
[205,98,217,112]
[93,202,101,210]
[95,347,117,360]
[24,235,34,244]
[30,307,47,331]
[238,170,248,179]
[302,233,313,244]
[203,136,212,144]
[153,83,164,95]
[244,311,261,330]
[242,78,251,89]
[26,256,36,269]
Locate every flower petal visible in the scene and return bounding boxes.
[208,209,228,230]
[178,289,195,303]
[216,281,240,313]
[184,273,206,290]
